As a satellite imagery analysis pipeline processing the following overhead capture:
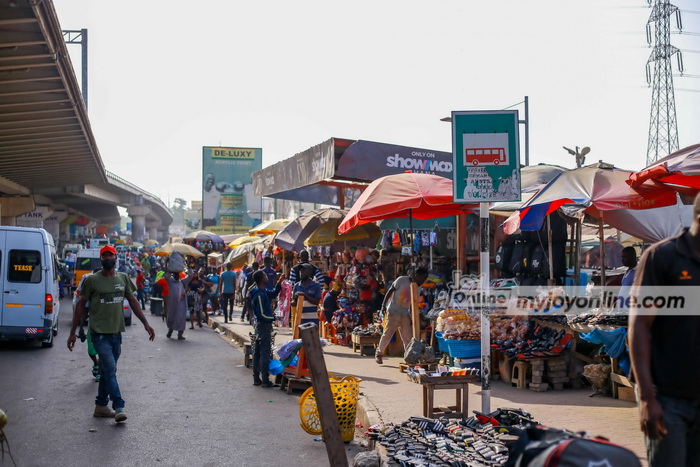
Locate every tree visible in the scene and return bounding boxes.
[171,198,188,222]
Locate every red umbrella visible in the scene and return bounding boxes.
[628,143,700,193]
[338,172,475,234]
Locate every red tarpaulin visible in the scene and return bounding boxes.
[628,143,700,192]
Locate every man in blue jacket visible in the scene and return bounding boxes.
[248,270,283,387]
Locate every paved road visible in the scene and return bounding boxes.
[0,298,362,467]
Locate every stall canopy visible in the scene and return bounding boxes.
[514,162,679,231]
[628,143,700,193]
[252,138,455,207]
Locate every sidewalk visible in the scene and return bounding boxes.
[207,309,646,463]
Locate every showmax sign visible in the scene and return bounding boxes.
[451,110,521,203]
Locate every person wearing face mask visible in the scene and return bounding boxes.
[67,245,155,423]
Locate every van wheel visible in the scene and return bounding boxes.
[53,324,58,337]
[125,316,132,326]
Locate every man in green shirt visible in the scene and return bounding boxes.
[67,245,155,423]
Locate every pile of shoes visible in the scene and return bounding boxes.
[351,324,383,336]
[532,315,568,326]
[569,312,628,327]
[370,409,537,466]
[493,322,573,359]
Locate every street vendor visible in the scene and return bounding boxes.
[291,264,322,326]
[375,267,429,365]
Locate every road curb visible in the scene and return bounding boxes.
[208,319,249,346]
[356,394,390,465]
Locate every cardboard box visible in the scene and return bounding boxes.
[617,386,637,402]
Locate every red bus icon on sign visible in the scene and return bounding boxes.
[465,147,507,166]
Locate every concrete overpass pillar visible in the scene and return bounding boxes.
[146,219,161,241]
[44,210,68,244]
[128,205,151,244]
[0,196,35,226]
[158,226,170,244]
[60,221,71,242]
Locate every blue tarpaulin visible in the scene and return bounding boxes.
[580,327,630,376]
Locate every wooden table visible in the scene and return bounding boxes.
[414,374,479,420]
[351,334,381,355]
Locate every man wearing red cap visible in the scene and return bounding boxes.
[67,245,155,423]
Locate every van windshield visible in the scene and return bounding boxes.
[76,257,102,271]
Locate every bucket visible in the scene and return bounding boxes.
[446,339,480,358]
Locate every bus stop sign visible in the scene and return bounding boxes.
[451,110,521,203]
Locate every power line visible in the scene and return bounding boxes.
[501,101,524,111]
[672,31,700,36]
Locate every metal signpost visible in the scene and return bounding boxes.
[451,110,521,412]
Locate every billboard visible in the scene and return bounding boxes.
[451,111,521,203]
[202,146,262,234]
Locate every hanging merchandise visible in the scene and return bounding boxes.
[392,231,401,247]
[401,246,412,256]
[422,231,430,247]
[413,233,422,254]
[430,231,437,247]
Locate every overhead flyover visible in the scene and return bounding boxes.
[0,0,172,242]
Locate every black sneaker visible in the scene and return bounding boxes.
[261,381,275,388]
[253,380,262,386]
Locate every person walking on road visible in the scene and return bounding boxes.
[219,263,237,323]
[198,267,213,325]
[207,268,221,316]
[164,270,193,340]
[375,267,429,365]
[242,262,259,323]
[249,270,283,387]
[188,270,205,329]
[67,245,155,423]
[136,268,146,309]
[630,193,700,467]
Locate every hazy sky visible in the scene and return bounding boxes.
[53,1,700,207]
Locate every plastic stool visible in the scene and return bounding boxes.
[511,361,530,389]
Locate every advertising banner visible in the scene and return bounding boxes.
[451,111,521,203]
[252,139,335,197]
[337,140,453,180]
[15,205,53,228]
[202,146,262,234]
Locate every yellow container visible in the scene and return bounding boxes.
[298,375,361,443]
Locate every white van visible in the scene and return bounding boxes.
[88,238,109,249]
[62,243,82,261]
[0,227,61,347]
